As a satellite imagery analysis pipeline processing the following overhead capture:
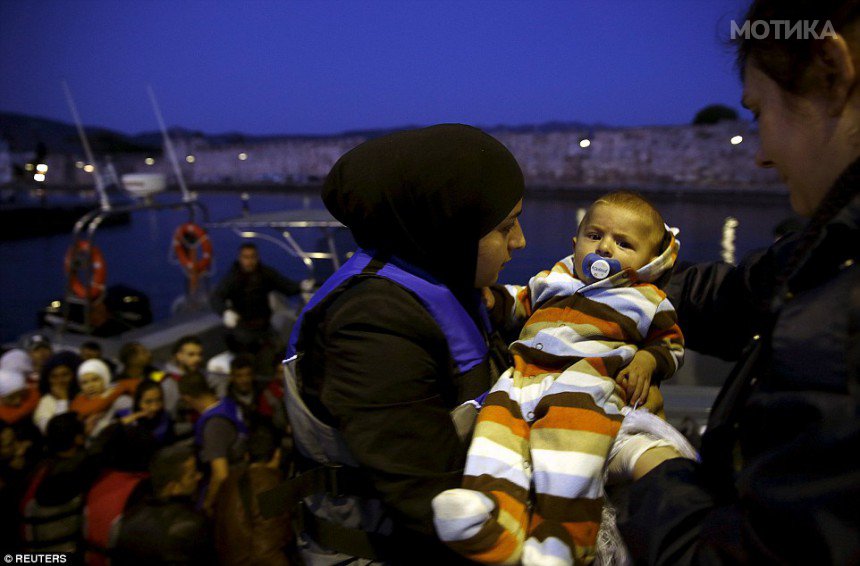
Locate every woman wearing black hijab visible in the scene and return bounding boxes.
[286,124,526,563]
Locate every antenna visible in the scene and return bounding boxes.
[62,81,110,211]
[147,85,192,202]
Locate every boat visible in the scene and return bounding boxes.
[0,184,132,240]
[12,195,350,364]
[9,83,350,364]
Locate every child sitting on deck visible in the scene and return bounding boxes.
[433,191,696,565]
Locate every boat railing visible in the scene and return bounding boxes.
[206,208,346,285]
[71,197,208,242]
[61,196,210,336]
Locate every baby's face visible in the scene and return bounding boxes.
[79,373,106,397]
[573,203,658,280]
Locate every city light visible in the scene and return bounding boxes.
[83,164,95,173]
[145,157,155,165]
[579,138,591,148]
[186,155,196,164]
[34,173,46,182]
[238,152,248,161]
[24,163,33,171]
[731,135,743,145]
[75,161,84,169]
[36,163,48,173]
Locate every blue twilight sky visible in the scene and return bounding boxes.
[0,0,751,137]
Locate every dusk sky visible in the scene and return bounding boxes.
[1,0,750,137]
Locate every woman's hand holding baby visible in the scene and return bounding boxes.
[617,350,656,407]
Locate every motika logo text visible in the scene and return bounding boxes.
[730,19,837,40]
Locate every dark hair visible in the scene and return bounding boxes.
[239,242,258,252]
[133,379,164,412]
[118,342,142,367]
[734,2,860,298]
[150,444,195,494]
[230,353,255,373]
[171,335,202,356]
[177,371,212,399]
[45,412,83,454]
[736,0,860,92]
[38,351,82,397]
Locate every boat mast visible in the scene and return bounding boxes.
[62,81,111,211]
[146,85,192,202]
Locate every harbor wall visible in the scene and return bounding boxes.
[6,121,782,191]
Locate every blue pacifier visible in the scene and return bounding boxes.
[582,253,622,283]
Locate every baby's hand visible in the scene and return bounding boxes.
[616,351,657,407]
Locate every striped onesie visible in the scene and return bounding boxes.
[433,240,683,565]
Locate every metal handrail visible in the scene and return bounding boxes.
[61,196,210,336]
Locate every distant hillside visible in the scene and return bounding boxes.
[0,112,162,156]
[0,111,604,155]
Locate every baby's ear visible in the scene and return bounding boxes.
[571,236,577,250]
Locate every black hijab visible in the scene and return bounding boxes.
[322,124,524,289]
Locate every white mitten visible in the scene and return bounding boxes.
[222,309,240,329]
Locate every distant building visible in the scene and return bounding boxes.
[166,121,780,192]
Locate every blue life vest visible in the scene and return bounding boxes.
[194,397,249,448]
[287,248,489,373]
[267,250,497,561]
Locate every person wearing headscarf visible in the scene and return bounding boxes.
[0,368,40,426]
[71,359,137,439]
[286,124,526,563]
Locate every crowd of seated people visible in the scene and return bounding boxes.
[0,334,295,564]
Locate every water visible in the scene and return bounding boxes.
[0,188,794,343]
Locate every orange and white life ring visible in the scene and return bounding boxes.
[172,222,213,275]
[64,240,107,300]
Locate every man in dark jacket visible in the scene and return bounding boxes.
[113,444,215,565]
[210,243,301,376]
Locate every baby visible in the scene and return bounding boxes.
[433,191,688,565]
